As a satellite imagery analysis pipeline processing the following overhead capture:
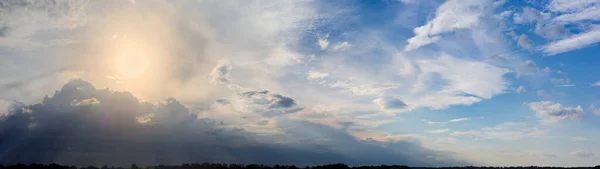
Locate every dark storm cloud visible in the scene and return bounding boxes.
[0,80,467,167]
[238,90,303,116]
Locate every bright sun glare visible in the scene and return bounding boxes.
[113,43,150,78]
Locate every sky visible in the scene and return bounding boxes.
[1,0,600,167]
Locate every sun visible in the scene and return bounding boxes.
[113,43,150,79]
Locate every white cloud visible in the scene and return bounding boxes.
[210,59,233,84]
[516,86,526,93]
[416,54,509,99]
[573,136,589,141]
[399,0,419,4]
[570,150,594,158]
[553,5,600,22]
[423,118,469,125]
[551,77,574,87]
[404,0,489,51]
[592,81,600,86]
[328,82,401,96]
[513,7,549,23]
[451,122,547,141]
[450,131,480,136]
[433,137,457,144]
[543,26,600,55]
[318,34,330,50]
[482,122,547,141]
[548,0,599,12]
[527,101,584,123]
[425,128,451,134]
[306,70,329,80]
[331,41,351,51]
[588,104,600,116]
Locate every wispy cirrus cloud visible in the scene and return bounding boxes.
[423,118,470,125]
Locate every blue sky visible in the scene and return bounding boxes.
[1,0,600,167]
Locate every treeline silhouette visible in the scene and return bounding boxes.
[0,163,599,169]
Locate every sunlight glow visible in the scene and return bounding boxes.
[113,43,150,79]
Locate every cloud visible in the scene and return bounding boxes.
[210,60,233,84]
[527,101,584,123]
[404,0,490,51]
[373,97,408,110]
[588,104,600,116]
[318,34,330,50]
[534,23,571,40]
[331,41,351,51]
[0,80,467,166]
[425,128,451,134]
[433,137,457,144]
[416,54,509,100]
[450,131,479,136]
[551,78,574,87]
[452,122,547,141]
[543,26,600,55]
[516,86,526,93]
[536,90,551,98]
[573,136,589,141]
[548,0,598,12]
[592,81,600,86]
[553,5,600,22]
[0,0,89,48]
[423,118,469,125]
[515,60,540,76]
[238,90,302,115]
[513,7,549,23]
[306,71,329,80]
[570,150,594,158]
[517,34,533,49]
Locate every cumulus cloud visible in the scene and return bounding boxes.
[0,80,466,166]
[527,101,584,123]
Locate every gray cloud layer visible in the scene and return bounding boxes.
[0,80,466,167]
